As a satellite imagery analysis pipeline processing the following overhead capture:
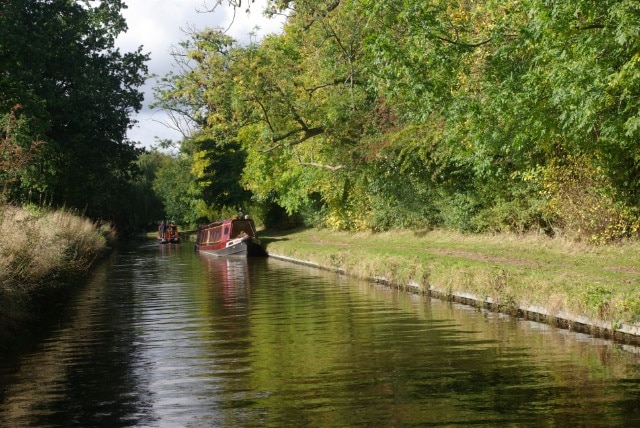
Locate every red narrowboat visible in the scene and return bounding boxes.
[195,216,266,257]
[158,221,180,244]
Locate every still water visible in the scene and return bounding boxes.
[1,241,640,427]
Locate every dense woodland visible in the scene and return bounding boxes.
[4,1,640,242]
[0,0,149,233]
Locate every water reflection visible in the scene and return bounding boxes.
[0,251,157,427]
[0,242,640,427]
[200,255,251,308]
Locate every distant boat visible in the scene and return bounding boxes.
[158,222,180,244]
[195,216,267,257]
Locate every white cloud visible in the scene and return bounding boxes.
[116,0,285,147]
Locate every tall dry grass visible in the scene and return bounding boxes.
[0,204,115,299]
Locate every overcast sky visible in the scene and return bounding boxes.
[115,0,285,148]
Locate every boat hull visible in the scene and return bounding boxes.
[196,237,267,257]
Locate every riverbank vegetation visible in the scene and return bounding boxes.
[0,205,115,323]
[152,1,640,244]
[263,228,640,332]
[5,1,640,241]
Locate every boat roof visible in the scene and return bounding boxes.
[197,217,253,230]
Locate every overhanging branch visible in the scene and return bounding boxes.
[260,126,324,152]
[298,161,351,171]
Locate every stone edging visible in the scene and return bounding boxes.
[268,253,640,346]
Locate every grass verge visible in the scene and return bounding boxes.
[0,204,115,326]
[261,228,640,341]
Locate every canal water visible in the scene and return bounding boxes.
[1,241,640,427]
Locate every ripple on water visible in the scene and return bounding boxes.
[1,244,640,427]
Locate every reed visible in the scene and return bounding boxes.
[0,204,114,321]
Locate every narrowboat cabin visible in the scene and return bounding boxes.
[195,216,267,257]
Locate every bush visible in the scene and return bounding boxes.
[542,155,640,243]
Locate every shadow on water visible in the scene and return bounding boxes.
[0,250,122,354]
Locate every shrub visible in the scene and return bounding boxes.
[542,155,639,243]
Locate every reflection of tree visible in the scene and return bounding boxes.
[0,257,156,426]
[237,260,640,426]
[193,254,257,426]
[3,250,639,426]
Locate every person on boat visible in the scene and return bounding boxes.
[160,220,167,239]
[170,221,177,239]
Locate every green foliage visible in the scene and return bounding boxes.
[127,151,165,231]
[0,106,43,201]
[543,155,640,243]
[151,0,640,240]
[0,0,148,230]
[152,151,201,226]
[582,285,613,320]
[621,297,640,325]
[189,134,252,211]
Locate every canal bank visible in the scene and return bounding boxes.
[0,205,115,332]
[262,228,640,345]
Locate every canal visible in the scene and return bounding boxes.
[1,241,640,427]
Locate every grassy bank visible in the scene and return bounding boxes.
[261,228,640,339]
[0,205,115,324]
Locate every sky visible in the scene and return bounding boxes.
[115,0,285,147]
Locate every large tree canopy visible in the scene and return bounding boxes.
[0,0,148,227]
[154,0,640,241]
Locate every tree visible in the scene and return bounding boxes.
[155,1,376,227]
[358,0,640,236]
[153,0,640,239]
[0,0,148,227]
[152,148,203,226]
[190,134,252,210]
[0,105,43,201]
[126,150,165,231]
